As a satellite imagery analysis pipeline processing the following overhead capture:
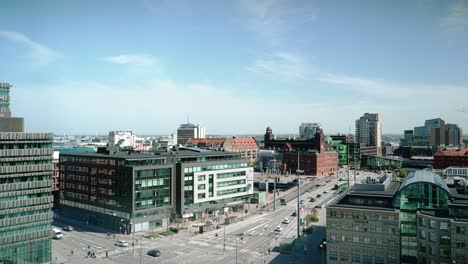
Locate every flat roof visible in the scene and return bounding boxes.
[350,181,402,196]
[60,152,164,160]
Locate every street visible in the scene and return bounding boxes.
[51,169,377,264]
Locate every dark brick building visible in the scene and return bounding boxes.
[433,148,468,169]
[264,126,338,176]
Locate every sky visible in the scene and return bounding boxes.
[1,0,468,135]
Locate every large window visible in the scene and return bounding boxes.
[217,179,245,188]
[217,171,246,179]
[217,187,246,196]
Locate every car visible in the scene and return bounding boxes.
[63,226,74,231]
[282,218,291,224]
[115,240,128,247]
[147,249,161,257]
[300,200,305,205]
[316,194,322,198]
[274,225,284,232]
[310,198,316,202]
[291,211,297,217]
[324,190,329,194]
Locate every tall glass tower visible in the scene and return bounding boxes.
[0,82,53,263]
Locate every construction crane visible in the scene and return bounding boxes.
[456,108,468,113]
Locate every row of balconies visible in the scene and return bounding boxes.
[0,164,53,174]
[0,180,53,192]
[0,212,52,230]
[0,196,53,210]
[0,216,52,232]
[0,148,54,157]
[0,204,52,216]
[0,133,53,140]
[0,229,50,246]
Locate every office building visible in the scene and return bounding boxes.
[403,118,463,147]
[433,148,468,169]
[326,170,468,264]
[177,122,206,145]
[186,137,259,162]
[155,148,254,219]
[299,122,321,139]
[355,113,382,156]
[59,151,174,233]
[108,131,136,149]
[0,82,53,263]
[264,126,321,151]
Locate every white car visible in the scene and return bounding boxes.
[282,218,291,224]
[115,240,128,247]
[274,225,284,232]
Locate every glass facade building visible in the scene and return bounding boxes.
[59,152,173,233]
[327,170,468,264]
[0,133,54,264]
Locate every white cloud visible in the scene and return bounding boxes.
[102,54,155,66]
[247,52,307,80]
[239,0,317,45]
[440,2,468,32]
[0,30,60,65]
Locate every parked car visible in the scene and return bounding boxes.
[323,190,329,194]
[147,249,161,257]
[63,226,74,231]
[274,225,284,232]
[300,200,305,205]
[291,211,297,217]
[310,198,316,202]
[316,194,322,198]
[282,218,291,224]
[115,240,128,247]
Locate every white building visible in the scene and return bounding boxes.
[108,131,136,148]
[355,113,382,156]
[177,123,206,145]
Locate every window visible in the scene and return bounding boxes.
[184,185,193,191]
[198,193,206,199]
[353,237,359,243]
[440,222,448,230]
[375,256,384,264]
[364,238,370,244]
[351,254,361,264]
[388,256,397,264]
[456,241,465,248]
[429,220,436,229]
[419,230,426,240]
[340,251,349,261]
[198,184,206,190]
[341,235,346,242]
[429,232,435,242]
[363,255,372,264]
[329,251,337,260]
[198,175,205,181]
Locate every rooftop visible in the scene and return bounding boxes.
[434,148,468,156]
[60,151,164,160]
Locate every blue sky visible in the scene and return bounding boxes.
[1,0,468,135]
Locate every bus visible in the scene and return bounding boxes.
[334,181,348,192]
[52,228,63,239]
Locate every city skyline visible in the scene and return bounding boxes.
[1,1,468,135]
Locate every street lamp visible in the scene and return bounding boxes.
[320,241,327,264]
[235,233,244,264]
[130,222,135,255]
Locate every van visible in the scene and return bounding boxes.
[52,228,63,239]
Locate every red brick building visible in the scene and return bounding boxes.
[281,129,338,176]
[186,137,259,162]
[433,148,468,169]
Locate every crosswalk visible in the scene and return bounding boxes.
[239,248,264,257]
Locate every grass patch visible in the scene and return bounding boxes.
[159,231,175,236]
[306,214,319,224]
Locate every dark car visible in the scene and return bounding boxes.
[63,226,74,231]
[148,249,161,257]
[291,211,297,217]
[310,198,316,202]
[316,194,322,198]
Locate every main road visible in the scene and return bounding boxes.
[52,169,377,264]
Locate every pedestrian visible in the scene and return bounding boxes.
[106,251,109,258]
[113,234,116,239]
[268,248,271,255]
[70,249,73,255]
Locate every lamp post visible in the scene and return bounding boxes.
[130,222,134,255]
[320,241,327,264]
[235,233,244,264]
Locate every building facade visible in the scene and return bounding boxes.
[108,131,136,149]
[403,118,463,147]
[155,149,253,218]
[327,171,468,264]
[433,149,468,169]
[0,82,54,264]
[282,149,338,176]
[177,123,206,145]
[59,152,174,233]
[355,113,382,156]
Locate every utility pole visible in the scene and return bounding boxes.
[347,144,350,187]
[296,151,303,239]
